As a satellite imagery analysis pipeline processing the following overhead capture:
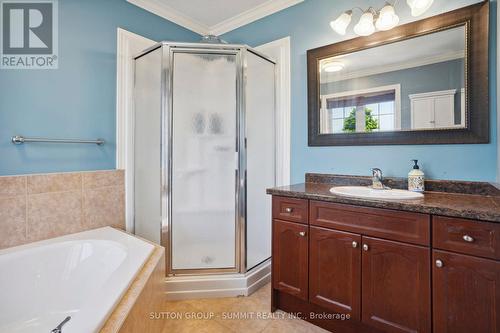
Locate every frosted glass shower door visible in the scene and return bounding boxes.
[134,48,162,244]
[246,52,276,270]
[171,52,238,271]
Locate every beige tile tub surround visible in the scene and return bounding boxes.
[0,170,125,249]
[101,240,166,333]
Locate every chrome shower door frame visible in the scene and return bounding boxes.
[161,43,245,276]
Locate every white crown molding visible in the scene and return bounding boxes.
[323,50,465,83]
[127,0,303,36]
[127,0,210,35]
[209,0,303,36]
[409,89,458,100]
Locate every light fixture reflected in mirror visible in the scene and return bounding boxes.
[407,0,434,16]
[322,61,345,72]
[376,4,399,31]
[330,11,352,35]
[330,0,433,36]
[354,11,376,36]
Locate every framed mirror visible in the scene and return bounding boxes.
[307,1,489,146]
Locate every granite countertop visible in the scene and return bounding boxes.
[267,175,500,223]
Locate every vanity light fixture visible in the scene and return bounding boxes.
[375,4,400,31]
[330,10,352,35]
[354,10,376,36]
[331,0,432,36]
[322,61,345,72]
[407,0,434,17]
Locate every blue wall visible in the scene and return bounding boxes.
[222,0,498,182]
[0,0,199,176]
[321,59,465,128]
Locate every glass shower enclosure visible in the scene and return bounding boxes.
[133,42,276,275]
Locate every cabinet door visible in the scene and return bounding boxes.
[272,219,308,300]
[411,98,435,129]
[434,95,455,127]
[362,237,431,333]
[309,226,361,320]
[433,250,500,333]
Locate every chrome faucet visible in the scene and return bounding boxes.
[371,168,385,190]
[51,316,71,333]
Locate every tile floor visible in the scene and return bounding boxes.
[159,283,328,332]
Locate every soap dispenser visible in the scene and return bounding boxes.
[408,159,425,193]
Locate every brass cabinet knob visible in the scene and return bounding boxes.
[299,231,306,237]
[435,260,444,268]
[362,244,369,251]
[285,207,293,213]
[462,235,474,243]
[352,241,358,248]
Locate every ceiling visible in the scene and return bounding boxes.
[127,0,303,36]
[321,25,466,83]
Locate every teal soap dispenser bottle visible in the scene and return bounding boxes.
[408,160,425,193]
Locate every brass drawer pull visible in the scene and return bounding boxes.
[299,231,306,237]
[285,207,293,213]
[462,235,474,243]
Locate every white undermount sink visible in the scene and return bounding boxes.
[329,186,424,200]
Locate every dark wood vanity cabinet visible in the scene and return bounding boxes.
[433,216,500,260]
[361,237,431,333]
[272,219,308,301]
[308,227,431,332]
[309,226,361,320]
[271,196,500,333]
[272,196,309,224]
[433,251,500,333]
[432,216,500,333]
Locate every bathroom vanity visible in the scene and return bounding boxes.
[268,174,500,333]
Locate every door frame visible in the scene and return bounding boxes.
[256,36,291,187]
[115,28,156,232]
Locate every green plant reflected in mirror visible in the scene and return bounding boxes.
[342,108,379,133]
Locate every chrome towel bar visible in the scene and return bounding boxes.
[11,135,105,145]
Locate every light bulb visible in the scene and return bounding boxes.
[354,11,375,36]
[322,61,345,72]
[375,4,399,31]
[330,11,352,35]
[407,0,434,17]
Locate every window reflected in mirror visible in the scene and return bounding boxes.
[318,25,466,135]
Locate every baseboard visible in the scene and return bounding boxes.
[164,259,271,300]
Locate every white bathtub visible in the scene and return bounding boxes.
[0,227,154,333]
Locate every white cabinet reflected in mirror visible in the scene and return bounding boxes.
[318,25,466,135]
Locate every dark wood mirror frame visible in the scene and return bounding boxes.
[307,1,489,146]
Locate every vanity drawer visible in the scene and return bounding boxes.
[433,216,500,260]
[309,201,430,246]
[272,196,308,224]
